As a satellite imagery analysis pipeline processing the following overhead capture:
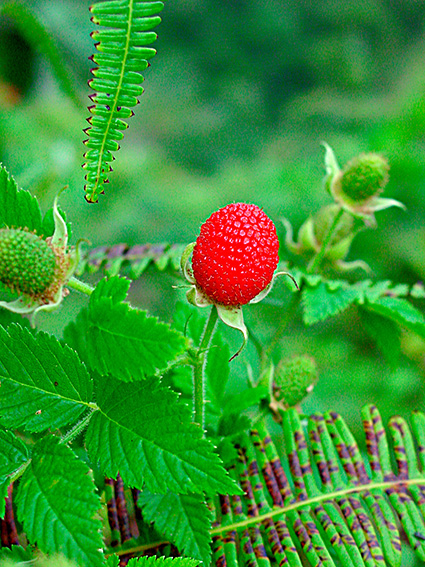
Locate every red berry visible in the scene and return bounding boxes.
[192,203,279,305]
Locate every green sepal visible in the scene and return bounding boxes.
[216,303,248,361]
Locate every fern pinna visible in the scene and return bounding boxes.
[207,406,425,567]
[83,0,163,203]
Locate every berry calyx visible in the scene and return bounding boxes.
[192,203,279,305]
[0,228,56,297]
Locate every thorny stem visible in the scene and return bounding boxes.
[307,206,344,273]
[68,276,95,296]
[192,306,218,430]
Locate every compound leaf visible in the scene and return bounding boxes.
[85,373,240,495]
[139,490,212,565]
[0,324,93,432]
[87,276,187,381]
[16,436,104,566]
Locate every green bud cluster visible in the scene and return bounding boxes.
[339,153,389,203]
[0,228,56,297]
[273,354,318,407]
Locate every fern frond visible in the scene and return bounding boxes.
[210,406,425,567]
[76,242,186,277]
[83,0,163,203]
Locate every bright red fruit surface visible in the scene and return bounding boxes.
[192,203,279,305]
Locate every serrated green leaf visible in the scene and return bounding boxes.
[0,544,33,562]
[359,307,401,367]
[106,555,120,567]
[16,436,104,567]
[86,374,241,495]
[0,325,93,432]
[365,296,425,339]
[0,164,42,233]
[87,276,187,381]
[128,557,199,567]
[0,428,29,518]
[302,280,361,325]
[139,490,212,565]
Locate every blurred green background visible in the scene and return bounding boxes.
[1,0,425,497]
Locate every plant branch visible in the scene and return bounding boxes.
[307,206,344,273]
[68,276,95,296]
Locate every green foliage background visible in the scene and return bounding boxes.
[0,0,424,464]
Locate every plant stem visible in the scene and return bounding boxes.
[68,276,95,296]
[193,306,218,430]
[307,206,344,273]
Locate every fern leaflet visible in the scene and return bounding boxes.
[83,0,163,203]
[209,406,425,567]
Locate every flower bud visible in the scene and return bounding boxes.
[0,228,56,297]
[338,153,389,203]
[273,354,318,407]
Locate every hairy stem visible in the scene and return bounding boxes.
[68,276,95,296]
[307,206,344,273]
[193,306,218,430]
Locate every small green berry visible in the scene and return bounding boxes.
[339,153,389,203]
[273,355,318,407]
[0,228,56,297]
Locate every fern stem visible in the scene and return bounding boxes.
[209,476,425,536]
[68,276,95,296]
[307,206,344,273]
[193,306,218,430]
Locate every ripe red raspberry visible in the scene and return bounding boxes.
[192,203,279,305]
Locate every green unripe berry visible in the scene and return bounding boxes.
[0,228,56,296]
[273,355,318,407]
[339,153,389,203]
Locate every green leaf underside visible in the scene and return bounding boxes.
[365,296,425,338]
[209,406,425,567]
[139,490,213,565]
[0,164,42,232]
[0,428,29,518]
[83,0,164,202]
[16,436,104,566]
[87,277,186,381]
[85,373,240,495]
[0,324,92,432]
